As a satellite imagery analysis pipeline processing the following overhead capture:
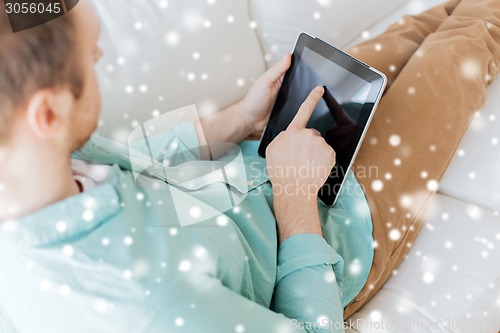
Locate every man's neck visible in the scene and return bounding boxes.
[0,138,80,222]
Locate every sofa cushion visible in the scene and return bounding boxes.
[92,0,266,142]
[438,78,500,213]
[346,193,500,332]
[249,0,407,66]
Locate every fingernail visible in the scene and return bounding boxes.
[314,86,324,92]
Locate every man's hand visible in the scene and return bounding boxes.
[240,53,291,132]
[265,86,336,244]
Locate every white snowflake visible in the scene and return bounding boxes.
[175,317,185,327]
[316,0,332,6]
[123,236,134,246]
[193,246,208,259]
[165,31,180,46]
[466,205,483,220]
[389,134,401,146]
[59,285,71,296]
[371,180,383,192]
[324,271,336,283]
[236,78,245,87]
[82,210,94,222]
[349,259,361,275]
[39,280,52,292]
[93,298,112,313]
[62,245,74,257]
[426,180,439,191]
[55,221,68,233]
[217,215,229,226]
[460,59,481,80]
[369,310,381,321]
[178,260,192,272]
[389,229,401,241]
[422,272,434,284]
[400,195,412,208]
[122,270,132,279]
[158,0,168,9]
[190,206,202,218]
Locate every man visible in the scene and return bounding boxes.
[3,0,498,331]
[0,1,372,332]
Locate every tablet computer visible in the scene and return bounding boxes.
[258,32,387,206]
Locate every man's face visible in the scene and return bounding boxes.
[67,0,103,151]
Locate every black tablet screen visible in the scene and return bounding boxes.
[259,35,385,206]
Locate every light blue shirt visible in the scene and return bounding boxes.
[0,124,373,332]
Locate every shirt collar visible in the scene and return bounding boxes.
[0,167,122,248]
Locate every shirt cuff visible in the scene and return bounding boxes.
[277,233,344,284]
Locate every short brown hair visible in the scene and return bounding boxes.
[0,10,83,143]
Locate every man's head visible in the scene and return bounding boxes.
[0,0,102,152]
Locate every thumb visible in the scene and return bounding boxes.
[262,53,291,83]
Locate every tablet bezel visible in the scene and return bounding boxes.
[258,32,387,206]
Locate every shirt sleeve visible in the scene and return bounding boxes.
[165,235,347,333]
[73,122,202,172]
[152,263,346,333]
[128,122,202,166]
[140,235,346,333]
[273,233,346,332]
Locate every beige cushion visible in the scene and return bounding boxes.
[249,0,407,66]
[92,0,266,142]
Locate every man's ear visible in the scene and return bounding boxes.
[26,89,73,139]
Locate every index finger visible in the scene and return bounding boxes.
[288,86,324,129]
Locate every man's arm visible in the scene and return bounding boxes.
[266,86,335,243]
[265,86,345,330]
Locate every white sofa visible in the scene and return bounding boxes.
[90,0,500,332]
